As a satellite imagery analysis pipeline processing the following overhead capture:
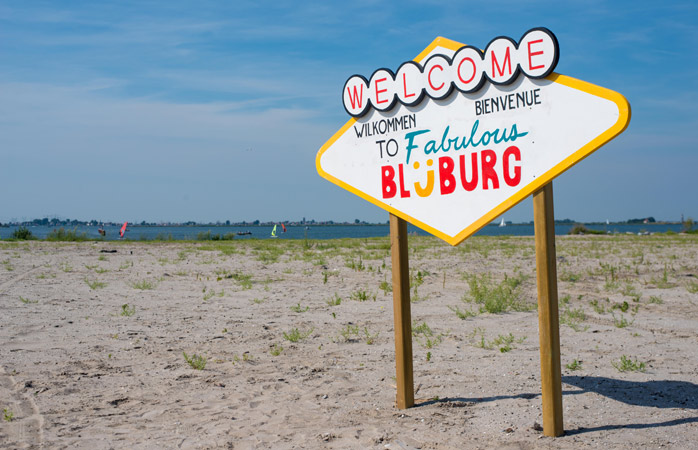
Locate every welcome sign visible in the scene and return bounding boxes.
[316,28,630,245]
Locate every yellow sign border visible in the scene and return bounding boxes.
[316,37,631,246]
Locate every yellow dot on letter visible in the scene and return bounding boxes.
[413,161,420,170]
[427,159,433,167]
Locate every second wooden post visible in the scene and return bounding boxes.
[533,182,564,436]
[390,213,414,409]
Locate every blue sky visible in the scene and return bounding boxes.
[2,1,696,224]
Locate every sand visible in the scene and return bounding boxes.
[0,234,697,449]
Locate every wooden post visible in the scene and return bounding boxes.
[533,182,564,437]
[390,213,414,409]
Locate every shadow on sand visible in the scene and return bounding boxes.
[561,375,698,434]
[415,376,698,434]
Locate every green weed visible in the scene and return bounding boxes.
[326,293,342,306]
[270,344,283,356]
[648,295,663,304]
[3,408,13,422]
[350,289,373,302]
[449,305,477,320]
[462,272,531,314]
[183,351,207,370]
[560,306,589,332]
[686,280,698,294]
[339,324,360,341]
[283,327,314,343]
[565,359,583,371]
[120,304,136,317]
[131,279,157,290]
[612,355,646,372]
[612,312,633,328]
[363,327,379,345]
[20,296,38,304]
[290,302,309,313]
[85,278,107,290]
[379,279,392,295]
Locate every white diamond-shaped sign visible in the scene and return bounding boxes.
[316,36,630,246]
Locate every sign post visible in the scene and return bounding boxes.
[390,213,414,409]
[533,182,563,436]
[317,28,630,435]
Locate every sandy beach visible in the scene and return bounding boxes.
[1,234,697,449]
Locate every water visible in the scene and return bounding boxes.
[1,222,686,241]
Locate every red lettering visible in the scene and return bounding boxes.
[481,150,499,189]
[457,57,476,84]
[398,164,411,198]
[459,153,478,191]
[428,65,445,91]
[491,47,512,78]
[346,84,363,109]
[381,165,396,198]
[503,146,521,186]
[402,73,416,99]
[527,39,544,71]
[438,157,456,195]
[374,77,388,104]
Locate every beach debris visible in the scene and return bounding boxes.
[532,422,543,432]
[99,249,117,253]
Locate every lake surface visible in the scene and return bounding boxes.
[1,222,685,241]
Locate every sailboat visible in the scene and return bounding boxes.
[270,224,278,238]
[499,217,506,227]
[119,222,128,239]
[281,223,287,233]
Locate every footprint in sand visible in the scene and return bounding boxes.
[0,365,44,448]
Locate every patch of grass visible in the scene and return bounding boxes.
[47,227,89,241]
[11,226,35,240]
[85,278,107,290]
[648,295,663,304]
[98,255,108,261]
[379,279,392,295]
[612,312,633,328]
[589,298,608,314]
[462,272,532,314]
[339,324,360,341]
[448,305,477,320]
[412,321,445,348]
[559,270,580,282]
[560,306,589,332]
[412,321,433,337]
[183,351,207,370]
[118,261,133,270]
[131,279,157,290]
[283,327,314,343]
[621,283,640,301]
[650,264,675,289]
[363,327,379,345]
[686,280,698,294]
[229,271,253,290]
[290,302,309,313]
[120,303,136,317]
[326,293,342,306]
[350,289,374,302]
[59,261,73,272]
[196,230,235,241]
[20,296,38,304]
[472,329,525,352]
[3,408,14,422]
[345,256,365,271]
[565,359,583,371]
[612,355,646,372]
[270,344,283,356]
[2,259,14,271]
